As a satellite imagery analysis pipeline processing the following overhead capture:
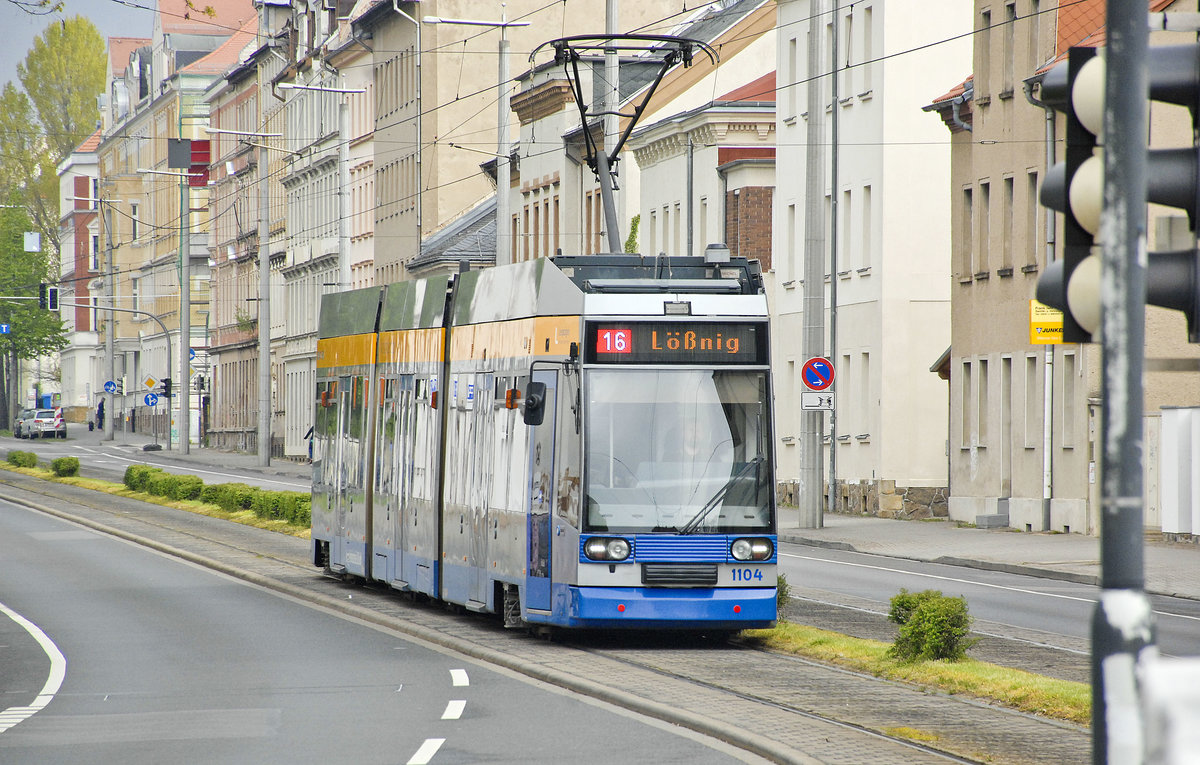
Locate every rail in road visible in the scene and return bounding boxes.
[0,468,1089,765]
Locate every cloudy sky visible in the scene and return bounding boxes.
[2,0,157,93]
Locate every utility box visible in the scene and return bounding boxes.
[1160,406,1200,536]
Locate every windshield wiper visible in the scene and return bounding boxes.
[678,457,762,535]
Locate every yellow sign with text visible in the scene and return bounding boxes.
[1029,300,1063,345]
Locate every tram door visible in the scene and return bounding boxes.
[331,377,351,568]
[526,369,557,612]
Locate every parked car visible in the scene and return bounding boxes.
[13,408,35,438]
[31,408,66,439]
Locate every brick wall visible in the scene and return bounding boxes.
[725,186,773,271]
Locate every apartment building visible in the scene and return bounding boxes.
[774,0,971,518]
[926,0,1200,534]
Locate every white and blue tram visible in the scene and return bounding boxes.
[311,254,777,630]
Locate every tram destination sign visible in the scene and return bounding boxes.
[586,321,766,365]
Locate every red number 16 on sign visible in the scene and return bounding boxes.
[597,328,633,354]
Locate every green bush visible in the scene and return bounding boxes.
[145,471,180,498]
[50,457,80,477]
[123,464,161,491]
[888,588,978,662]
[172,475,204,501]
[6,450,38,468]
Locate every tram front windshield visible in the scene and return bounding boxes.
[585,369,773,534]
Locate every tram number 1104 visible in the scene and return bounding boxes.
[731,568,765,582]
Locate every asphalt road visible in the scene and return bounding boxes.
[779,543,1200,658]
[0,497,763,764]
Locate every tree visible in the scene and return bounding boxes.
[0,191,67,428]
[1,16,105,254]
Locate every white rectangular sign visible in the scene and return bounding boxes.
[801,391,834,411]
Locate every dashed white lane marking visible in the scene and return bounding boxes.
[441,700,466,720]
[407,738,445,765]
[0,600,66,733]
[449,668,469,687]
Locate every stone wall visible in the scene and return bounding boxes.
[777,479,949,519]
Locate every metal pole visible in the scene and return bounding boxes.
[179,177,190,454]
[103,205,115,442]
[339,84,351,288]
[826,2,840,521]
[1093,3,1153,763]
[258,141,271,466]
[604,0,619,250]
[800,0,827,528]
[496,13,511,266]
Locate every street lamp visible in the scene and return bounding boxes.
[205,127,282,465]
[423,7,529,266]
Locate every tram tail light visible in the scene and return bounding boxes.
[583,537,632,561]
[730,538,773,562]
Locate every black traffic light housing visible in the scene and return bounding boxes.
[38,283,46,309]
[1038,46,1100,343]
[161,378,172,398]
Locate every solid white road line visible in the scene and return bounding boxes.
[0,600,66,733]
[781,551,1200,623]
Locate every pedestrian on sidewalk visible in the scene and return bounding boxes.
[96,399,105,429]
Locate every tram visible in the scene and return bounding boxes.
[311,253,777,630]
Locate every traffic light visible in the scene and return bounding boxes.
[1037,47,1101,343]
[161,378,172,398]
[38,283,46,309]
[1142,44,1200,342]
[47,286,58,311]
[1039,44,1200,343]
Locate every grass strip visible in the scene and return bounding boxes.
[0,463,311,538]
[741,621,1091,725]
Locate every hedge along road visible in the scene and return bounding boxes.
[1,430,312,494]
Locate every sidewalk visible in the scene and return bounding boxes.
[65,424,1200,601]
[777,506,1200,601]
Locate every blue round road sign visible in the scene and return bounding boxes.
[144,392,159,407]
[104,380,117,394]
[802,357,835,391]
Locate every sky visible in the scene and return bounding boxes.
[2,0,157,93]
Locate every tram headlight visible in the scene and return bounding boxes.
[731,537,773,562]
[584,537,632,562]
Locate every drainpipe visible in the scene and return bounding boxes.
[1024,77,1056,532]
[393,0,423,262]
[951,81,974,133]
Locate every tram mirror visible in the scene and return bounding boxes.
[523,382,547,426]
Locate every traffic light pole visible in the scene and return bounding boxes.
[1094,4,1154,763]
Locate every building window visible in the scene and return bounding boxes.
[861,7,874,93]
[978,10,992,98]
[1002,3,1016,94]
[1062,351,1076,448]
[860,185,872,269]
[961,361,972,448]
[960,187,973,279]
[978,358,989,447]
[130,202,140,241]
[977,181,991,275]
[1024,354,1039,449]
[1026,170,1040,267]
[786,203,796,281]
[1002,176,1014,272]
[91,234,100,271]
